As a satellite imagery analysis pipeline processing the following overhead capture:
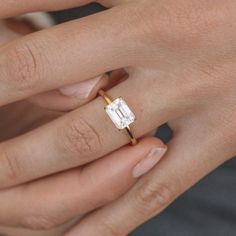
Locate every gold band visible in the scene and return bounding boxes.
[125,126,137,145]
[99,90,113,104]
[99,90,137,145]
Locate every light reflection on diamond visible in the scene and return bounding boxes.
[105,98,135,129]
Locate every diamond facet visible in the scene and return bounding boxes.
[105,97,135,129]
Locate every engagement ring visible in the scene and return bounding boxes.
[99,90,137,145]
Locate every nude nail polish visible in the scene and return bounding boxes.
[132,147,167,178]
[59,75,103,98]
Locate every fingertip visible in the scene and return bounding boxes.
[28,71,125,111]
[81,137,167,201]
[136,136,167,150]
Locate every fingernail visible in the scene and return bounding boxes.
[59,75,104,98]
[132,147,167,178]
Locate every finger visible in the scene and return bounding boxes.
[0,75,188,188]
[0,5,134,106]
[29,70,126,111]
[29,74,109,111]
[66,121,234,236]
[0,0,118,19]
[0,100,60,142]
[0,137,166,229]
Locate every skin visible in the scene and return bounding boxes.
[0,10,166,236]
[0,0,236,235]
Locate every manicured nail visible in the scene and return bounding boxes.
[59,75,104,98]
[133,147,167,178]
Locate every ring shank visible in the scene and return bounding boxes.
[98,90,137,145]
[125,126,137,145]
[98,90,113,104]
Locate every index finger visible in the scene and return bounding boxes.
[0,5,133,106]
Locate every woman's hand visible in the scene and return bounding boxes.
[0,9,167,232]
[0,0,236,234]
[41,0,236,235]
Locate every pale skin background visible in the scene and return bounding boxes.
[0,0,236,235]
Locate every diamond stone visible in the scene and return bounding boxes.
[105,97,135,129]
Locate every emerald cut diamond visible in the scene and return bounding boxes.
[105,97,135,129]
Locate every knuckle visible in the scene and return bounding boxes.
[60,117,102,158]
[4,41,42,91]
[134,181,175,215]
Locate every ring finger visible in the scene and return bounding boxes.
[0,73,190,189]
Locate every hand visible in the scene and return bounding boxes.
[0,0,236,234]
[43,0,236,235]
[0,9,168,232]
